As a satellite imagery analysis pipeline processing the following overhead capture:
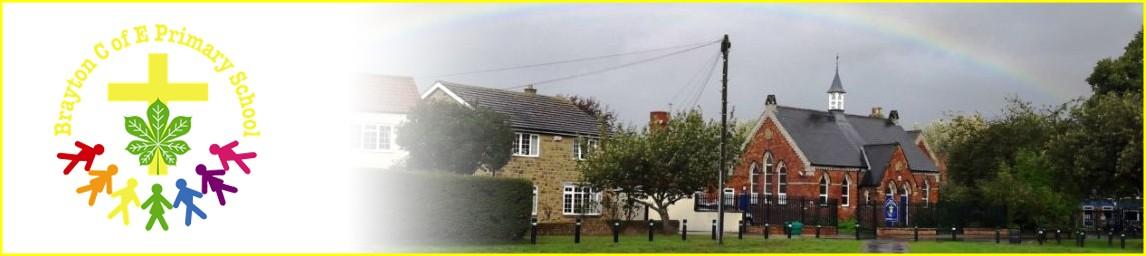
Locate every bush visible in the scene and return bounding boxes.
[370,171,532,244]
[837,217,857,232]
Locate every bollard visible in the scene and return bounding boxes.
[764,223,770,240]
[648,220,655,242]
[711,220,717,240]
[574,218,582,244]
[613,221,620,243]
[1040,228,1049,244]
[1080,231,1086,248]
[816,225,821,239]
[738,220,744,240]
[1056,229,1061,244]
[530,220,538,245]
[913,226,918,242]
[1107,231,1113,247]
[951,226,956,241]
[787,223,793,239]
[1098,228,1102,239]
[855,223,860,240]
[682,219,688,241]
[995,228,1000,244]
[1120,233,1125,249]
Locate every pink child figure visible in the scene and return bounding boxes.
[209,141,257,174]
[196,164,238,205]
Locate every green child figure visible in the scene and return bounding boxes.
[141,183,172,231]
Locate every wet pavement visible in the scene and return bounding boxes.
[863,240,909,253]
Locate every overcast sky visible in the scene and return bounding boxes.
[361,4,1142,128]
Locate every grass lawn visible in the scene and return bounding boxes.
[419,235,1144,253]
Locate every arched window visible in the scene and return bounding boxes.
[886,181,896,198]
[922,180,930,208]
[841,176,851,207]
[749,163,759,205]
[763,152,774,204]
[818,175,829,205]
[778,162,788,205]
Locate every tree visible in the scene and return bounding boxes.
[1086,30,1142,95]
[579,109,746,229]
[566,95,618,131]
[397,100,514,175]
[1047,30,1143,198]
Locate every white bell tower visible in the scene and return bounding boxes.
[827,54,846,112]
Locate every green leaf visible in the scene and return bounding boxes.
[160,140,190,155]
[138,148,156,166]
[125,116,155,142]
[160,148,178,165]
[126,140,157,154]
[148,100,169,135]
[165,116,191,140]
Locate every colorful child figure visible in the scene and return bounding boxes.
[56,141,104,175]
[209,141,257,174]
[196,164,238,205]
[173,178,207,226]
[141,184,172,231]
[107,178,140,225]
[75,164,117,206]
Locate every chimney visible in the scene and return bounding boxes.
[888,110,900,125]
[765,94,777,112]
[649,111,670,130]
[524,85,537,95]
[870,107,883,118]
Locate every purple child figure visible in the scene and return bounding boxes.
[196,164,238,205]
[209,141,257,174]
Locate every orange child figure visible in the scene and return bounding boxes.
[141,184,173,231]
[75,164,117,206]
[107,178,141,225]
[56,141,104,175]
[209,141,257,174]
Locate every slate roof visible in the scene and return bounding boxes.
[827,71,846,93]
[860,143,899,186]
[773,105,939,173]
[432,81,601,136]
[354,75,419,114]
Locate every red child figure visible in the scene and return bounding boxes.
[57,141,104,175]
[209,141,257,174]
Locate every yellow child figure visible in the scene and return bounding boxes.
[107,178,140,225]
[76,164,117,206]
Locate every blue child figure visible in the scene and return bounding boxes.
[173,178,207,226]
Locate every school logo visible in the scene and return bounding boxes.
[53,24,260,231]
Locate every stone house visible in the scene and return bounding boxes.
[724,63,946,226]
[421,81,604,223]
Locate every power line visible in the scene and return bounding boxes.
[423,39,720,78]
[684,51,722,108]
[673,50,722,109]
[505,39,722,89]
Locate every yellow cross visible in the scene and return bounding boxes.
[108,53,208,103]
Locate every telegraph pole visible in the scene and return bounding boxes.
[717,34,731,245]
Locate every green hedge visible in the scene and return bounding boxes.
[373,171,532,244]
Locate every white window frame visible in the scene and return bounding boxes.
[512,133,540,157]
[562,184,601,216]
[922,180,930,208]
[573,137,598,160]
[532,186,539,216]
[764,152,773,204]
[360,123,395,152]
[841,176,850,207]
[818,175,829,206]
[777,162,788,205]
[749,163,759,204]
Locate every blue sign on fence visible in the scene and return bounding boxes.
[884,196,898,223]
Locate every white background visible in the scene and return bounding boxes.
[4,4,382,253]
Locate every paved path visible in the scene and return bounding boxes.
[863,240,909,253]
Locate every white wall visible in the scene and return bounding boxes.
[648,197,745,234]
[353,112,408,169]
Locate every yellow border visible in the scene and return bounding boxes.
[0,1,1143,256]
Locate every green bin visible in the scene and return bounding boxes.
[787,221,804,235]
